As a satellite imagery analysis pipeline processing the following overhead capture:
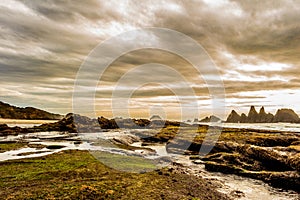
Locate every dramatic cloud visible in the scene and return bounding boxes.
[0,0,299,119]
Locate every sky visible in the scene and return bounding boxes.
[0,0,300,120]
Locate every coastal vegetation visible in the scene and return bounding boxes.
[0,150,228,199]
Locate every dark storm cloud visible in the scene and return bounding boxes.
[146,0,300,70]
[0,0,299,116]
[0,1,103,93]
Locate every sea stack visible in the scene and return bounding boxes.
[257,106,274,123]
[240,113,248,123]
[225,106,300,123]
[226,110,241,123]
[247,106,259,123]
[273,109,300,123]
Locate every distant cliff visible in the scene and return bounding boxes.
[226,106,300,123]
[0,101,62,120]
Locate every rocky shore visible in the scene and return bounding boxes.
[146,126,300,193]
[0,113,299,193]
[0,113,182,136]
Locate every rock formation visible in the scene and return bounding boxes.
[247,106,259,123]
[258,106,267,122]
[273,109,300,123]
[0,101,62,120]
[226,110,241,123]
[240,113,247,123]
[0,124,29,136]
[226,106,300,123]
[98,116,118,129]
[257,106,274,123]
[0,113,185,135]
[146,123,300,192]
[199,115,221,122]
[36,113,100,133]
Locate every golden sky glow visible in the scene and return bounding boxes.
[1,0,300,120]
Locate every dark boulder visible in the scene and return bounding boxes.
[0,124,29,136]
[98,116,118,129]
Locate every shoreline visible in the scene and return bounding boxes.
[0,116,299,196]
[0,118,58,126]
[169,155,299,200]
[194,122,300,133]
